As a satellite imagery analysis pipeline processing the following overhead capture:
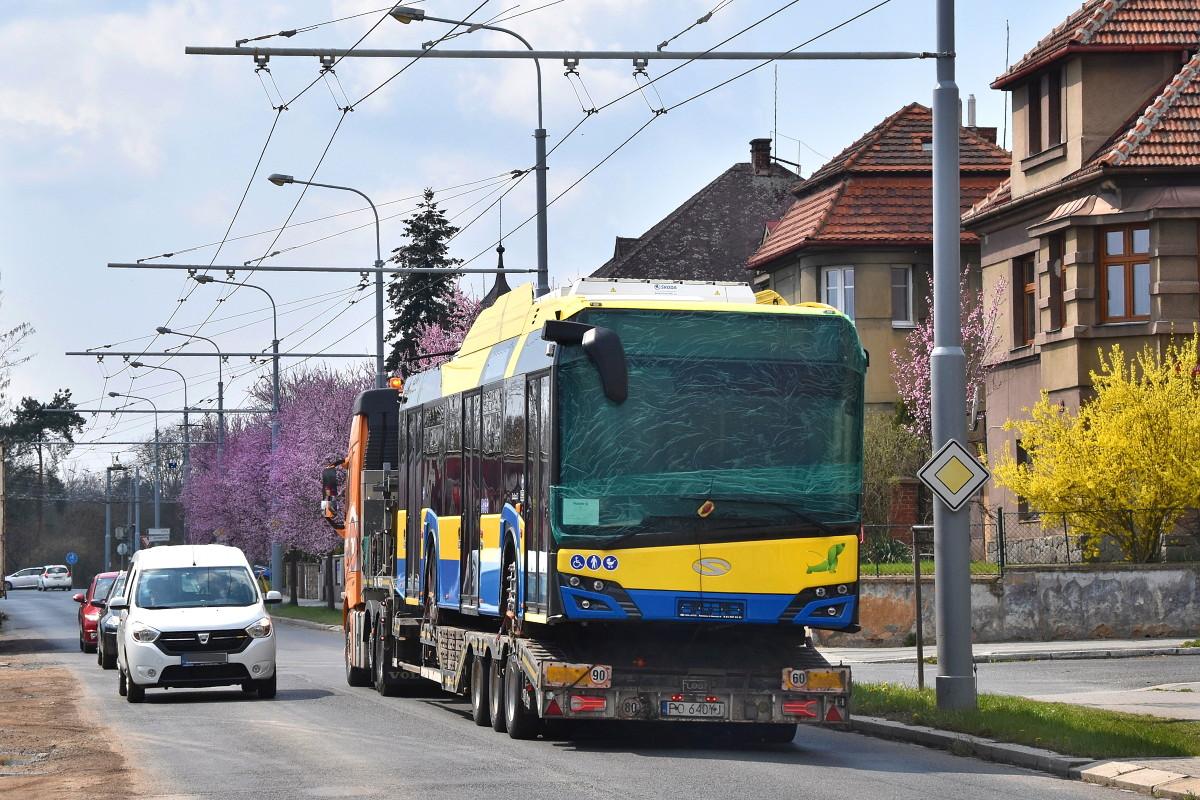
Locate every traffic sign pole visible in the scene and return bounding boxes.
[930,0,976,711]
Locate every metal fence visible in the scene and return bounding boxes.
[861,508,1200,577]
[861,521,999,577]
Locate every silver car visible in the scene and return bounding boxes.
[4,567,44,590]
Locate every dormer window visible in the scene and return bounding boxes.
[1026,67,1064,157]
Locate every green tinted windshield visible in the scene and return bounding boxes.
[553,309,865,544]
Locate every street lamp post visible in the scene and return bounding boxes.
[156,327,224,458]
[189,273,285,587]
[267,173,386,388]
[110,392,161,531]
[129,361,190,473]
[190,275,281,449]
[104,460,127,571]
[390,5,549,297]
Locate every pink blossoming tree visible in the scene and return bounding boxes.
[890,271,1006,441]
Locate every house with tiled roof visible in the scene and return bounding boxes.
[961,0,1200,517]
[748,103,1011,408]
[591,139,796,281]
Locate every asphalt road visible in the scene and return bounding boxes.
[2,589,1121,800]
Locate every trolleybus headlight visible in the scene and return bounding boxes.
[814,587,826,598]
[827,607,839,617]
[568,576,581,588]
[580,600,591,609]
[836,584,848,595]
[592,580,604,592]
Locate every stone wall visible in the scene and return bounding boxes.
[816,563,1200,647]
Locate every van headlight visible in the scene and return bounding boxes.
[246,617,273,639]
[130,622,160,643]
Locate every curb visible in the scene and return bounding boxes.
[851,716,1095,778]
[272,614,341,633]
[845,647,1200,665]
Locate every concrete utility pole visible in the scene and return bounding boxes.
[389,5,550,297]
[133,467,141,556]
[130,361,190,474]
[156,328,225,460]
[111,393,161,530]
[930,0,976,711]
[267,174,388,388]
[104,460,127,571]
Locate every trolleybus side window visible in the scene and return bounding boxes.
[481,385,503,518]
[444,394,463,517]
[503,378,525,512]
[423,402,445,514]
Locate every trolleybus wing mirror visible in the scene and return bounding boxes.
[541,320,628,404]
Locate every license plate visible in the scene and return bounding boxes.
[181,652,227,666]
[660,700,726,719]
[782,667,846,692]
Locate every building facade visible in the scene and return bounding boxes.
[748,103,1011,409]
[962,0,1200,515]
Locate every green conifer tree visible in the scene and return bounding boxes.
[384,189,462,375]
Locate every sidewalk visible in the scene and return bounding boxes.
[822,637,1199,665]
[1081,759,1200,798]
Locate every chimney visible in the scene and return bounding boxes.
[750,138,773,176]
[967,93,977,127]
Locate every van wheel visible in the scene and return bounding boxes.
[257,672,277,699]
[118,669,127,697]
[126,678,145,703]
[470,652,491,727]
[504,651,540,740]
[489,652,507,733]
[101,646,117,671]
[240,681,257,694]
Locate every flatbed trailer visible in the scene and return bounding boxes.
[348,582,850,739]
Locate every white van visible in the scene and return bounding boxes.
[108,544,281,703]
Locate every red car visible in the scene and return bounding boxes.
[74,571,118,653]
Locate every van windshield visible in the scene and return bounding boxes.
[134,566,259,609]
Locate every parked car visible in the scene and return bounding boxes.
[38,565,72,591]
[74,571,118,653]
[97,571,127,670]
[4,566,44,590]
[111,544,282,703]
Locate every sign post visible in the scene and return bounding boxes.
[65,551,78,566]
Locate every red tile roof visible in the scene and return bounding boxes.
[965,51,1200,224]
[802,103,1010,188]
[994,0,1200,89]
[748,176,1004,268]
[1096,50,1200,166]
[748,104,1010,269]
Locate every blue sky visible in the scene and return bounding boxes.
[0,0,1078,472]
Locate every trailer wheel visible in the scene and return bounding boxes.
[345,626,372,688]
[470,651,491,727]
[504,651,540,740]
[489,651,507,733]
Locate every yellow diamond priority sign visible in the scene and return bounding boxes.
[917,439,990,511]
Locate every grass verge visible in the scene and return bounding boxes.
[1183,639,1199,648]
[852,682,1200,759]
[867,560,1000,576]
[270,603,343,627]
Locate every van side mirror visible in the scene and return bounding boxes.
[107,596,129,610]
[264,590,282,605]
[541,320,628,404]
[72,592,85,603]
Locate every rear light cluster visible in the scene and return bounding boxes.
[782,697,846,723]
[568,695,606,713]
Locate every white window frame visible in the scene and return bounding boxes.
[891,265,915,327]
[821,266,855,319]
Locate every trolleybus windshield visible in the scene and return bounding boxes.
[552,308,865,546]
